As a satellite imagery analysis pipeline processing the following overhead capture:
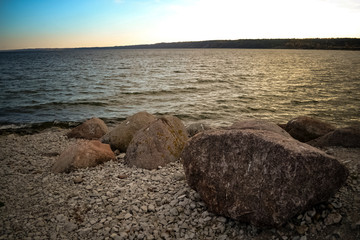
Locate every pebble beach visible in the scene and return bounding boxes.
[0,127,359,240]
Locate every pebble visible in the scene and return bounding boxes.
[73,176,84,184]
[1,128,359,240]
[324,213,342,226]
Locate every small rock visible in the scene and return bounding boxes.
[119,232,128,239]
[186,122,212,137]
[73,176,83,184]
[148,204,155,212]
[78,227,92,236]
[93,223,103,230]
[110,234,121,240]
[350,221,360,230]
[330,201,342,209]
[170,208,179,216]
[306,209,316,218]
[304,214,312,223]
[56,214,68,223]
[140,205,148,212]
[118,174,128,179]
[89,219,97,225]
[174,173,185,181]
[324,213,342,225]
[217,217,227,223]
[296,225,308,235]
[64,221,77,232]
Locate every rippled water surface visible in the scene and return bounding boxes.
[0,49,359,127]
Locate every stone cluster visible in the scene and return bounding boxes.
[0,114,359,239]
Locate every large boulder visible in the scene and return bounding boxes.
[229,119,291,138]
[101,112,157,152]
[308,126,360,148]
[125,115,188,170]
[52,140,115,173]
[285,116,335,142]
[67,118,108,140]
[182,129,348,227]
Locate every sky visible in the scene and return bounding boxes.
[0,0,360,50]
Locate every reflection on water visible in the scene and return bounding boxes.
[0,49,359,127]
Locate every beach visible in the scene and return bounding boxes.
[0,126,359,240]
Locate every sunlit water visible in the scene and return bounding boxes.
[0,49,359,128]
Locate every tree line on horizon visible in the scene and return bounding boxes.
[3,38,360,52]
[116,38,360,50]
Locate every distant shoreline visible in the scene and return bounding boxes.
[2,38,360,52]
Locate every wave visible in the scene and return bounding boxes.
[121,87,200,96]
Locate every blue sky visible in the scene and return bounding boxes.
[1,0,360,50]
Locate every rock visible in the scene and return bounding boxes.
[229,119,291,138]
[124,213,132,219]
[125,115,188,170]
[52,140,115,173]
[324,213,342,225]
[308,126,360,148]
[73,176,83,184]
[148,204,155,212]
[117,174,128,179]
[181,129,348,227]
[101,112,157,152]
[63,221,77,232]
[285,116,335,142]
[67,118,108,140]
[186,122,212,137]
[296,225,308,235]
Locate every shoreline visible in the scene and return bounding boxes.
[0,127,359,239]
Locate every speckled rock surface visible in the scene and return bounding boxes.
[67,118,108,140]
[308,126,360,148]
[125,116,188,170]
[52,140,115,173]
[182,129,348,227]
[101,112,157,152]
[229,119,291,138]
[285,116,336,142]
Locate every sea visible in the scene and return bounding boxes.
[1,48,359,131]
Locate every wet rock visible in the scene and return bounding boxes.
[67,118,108,140]
[125,115,188,170]
[285,116,335,142]
[52,140,115,173]
[182,129,348,226]
[101,112,156,152]
[308,126,360,148]
[229,119,291,138]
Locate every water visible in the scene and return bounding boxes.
[1,48,359,129]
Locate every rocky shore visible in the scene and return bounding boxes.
[0,122,359,239]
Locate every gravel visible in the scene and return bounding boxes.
[0,127,359,239]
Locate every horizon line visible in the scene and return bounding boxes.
[1,37,359,52]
